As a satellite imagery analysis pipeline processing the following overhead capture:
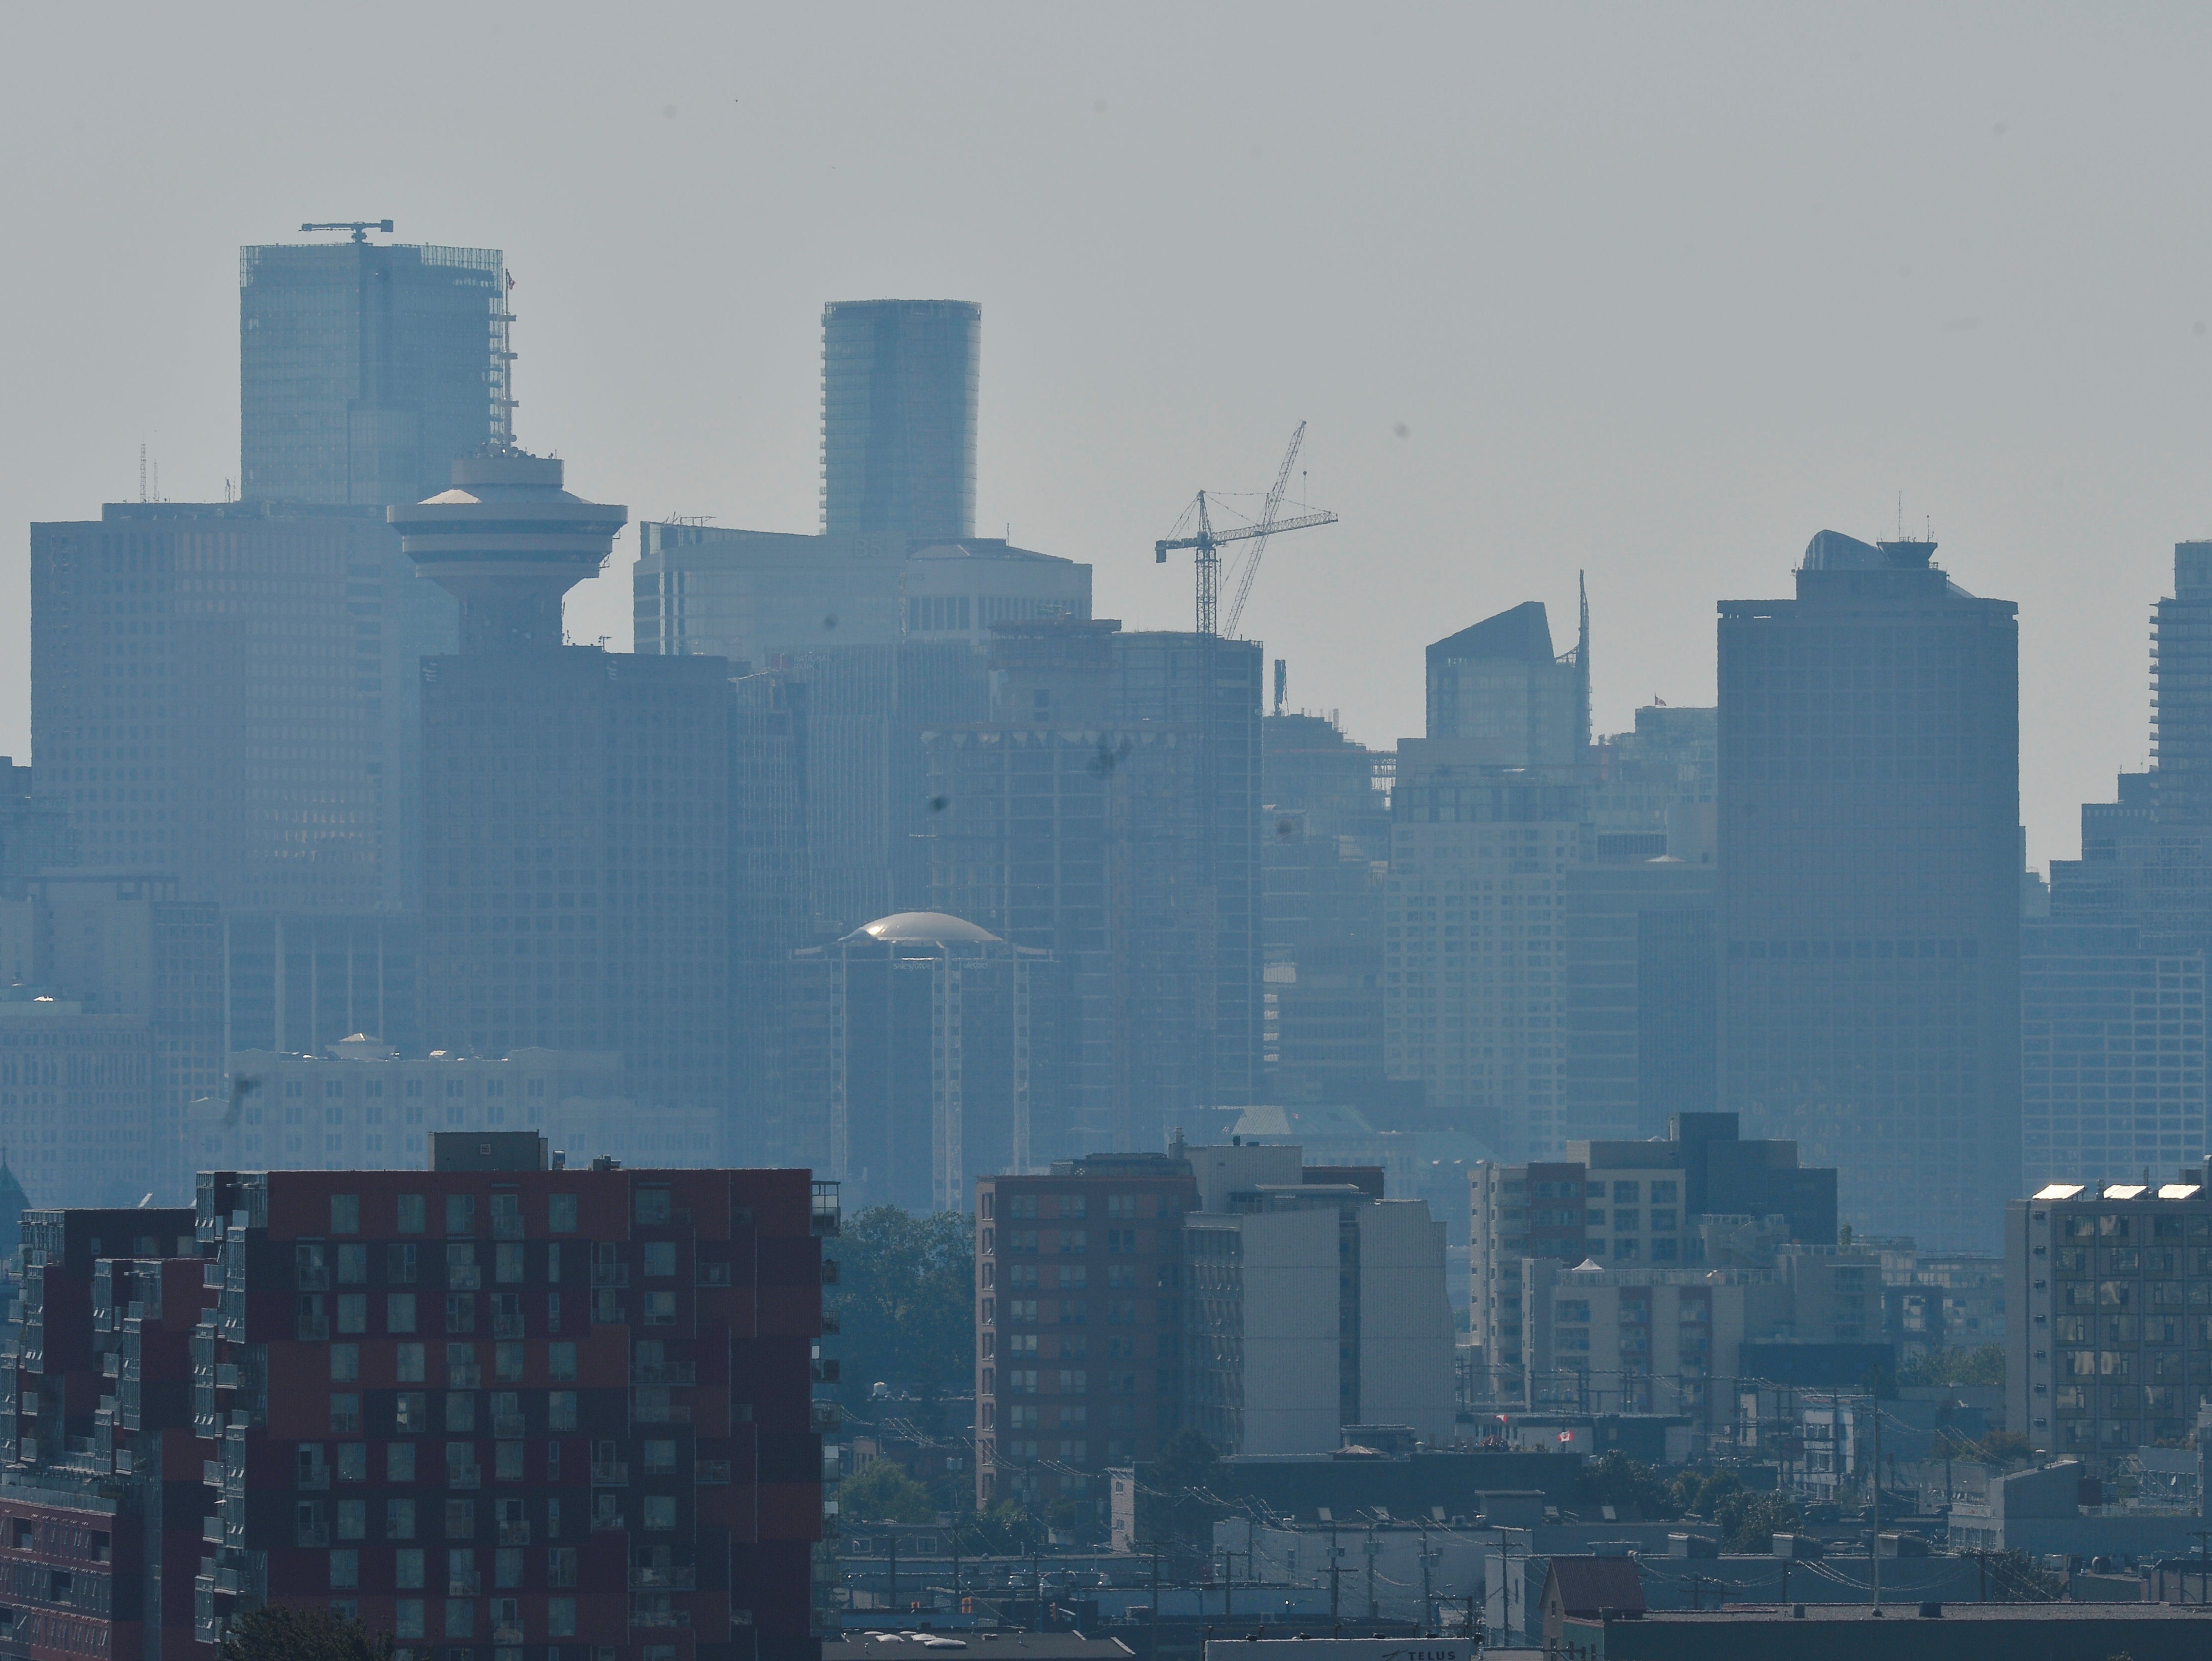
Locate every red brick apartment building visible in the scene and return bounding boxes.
[0,1134,831,1661]
[973,1155,1195,1519]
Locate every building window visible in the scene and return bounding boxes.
[549,1345,577,1383]
[389,1294,418,1334]
[447,1195,475,1235]
[331,1195,360,1234]
[548,1391,577,1432]
[397,1195,426,1235]
[548,1195,577,1233]
[388,1444,416,1484]
[330,1393,361,1434]
[641,1496,676,1531]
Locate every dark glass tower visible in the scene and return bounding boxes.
[1717,532,2020,1252]
[241,238,511,506]
[820,299,980,544]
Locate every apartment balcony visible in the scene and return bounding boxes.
[810,1403,840,1432]
[633,1362,696,1387]
[591,1510,627,1533]
[296,1521,329,1548]
[695,1462,731,1486]
[498,1522,531,1546]
[491,1415,527,1440]
[446,1464,483,1490]
[296,1467,330,1491]
[631,1566,696,1590]
[493,1626,526,1646]
[591,1461,629,1486]
[448,1570,482,1596]
[630,1603,689,1628]
[592,1263,629,1289]
[492,1313,526,1341]
[296,1314,329,1342]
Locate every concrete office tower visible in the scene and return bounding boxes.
[0,991,154,1208]
[1718,532,2020,1252]
[240,238,511,506]
[792,912,1052,1213]
[1424,598,1589,765]
[1561,857,1717,1144]
[1185,1182,1453,1455]
[821,299,980,543]
[30,501,457,912]
[0,759,72,897]
[927,621,1265,1154]
[395,452,736,1114]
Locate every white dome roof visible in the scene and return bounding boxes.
[852,911,1002,945]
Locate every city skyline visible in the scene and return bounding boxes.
[9,8,2212,873]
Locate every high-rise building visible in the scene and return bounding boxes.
[728,671,812,1168]
[1383,760,1587,1150]
[1589,705,1717,863]
[1424,598,1588,767]
[791,911,1053,1214]
[397,451,736,1117]
[821,299,980,544]
[1560,857,1717,1144]
[0,993,155,1208]
[1262,710,1391,1110]
[0,1145,831,1661]
[2020,922,2206,1193]
[239,237,512,507]
[1717,532,2020,1252]
[0,758,72,898]
[926,621,1264,1153]
[2153,542,2212,824]
[30,501,457,913]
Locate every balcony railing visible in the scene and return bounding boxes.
[591,1263,629,1289]
[633,1362,696,1386]
[296,1467,330,1491]
[492,1313,526,1340]
[695,1461,731,1486]
[631,1566,696,1590]
[491,1415,527,1440]
[498,1522,531,1546]
[296,1522,329,1548]
[591,1461,629,1486]
[447,1570,482,1596]
[446,1464,483,1490]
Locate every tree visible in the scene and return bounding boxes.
[842,1457,936,1524]
[222,1607,391,1661]
[1577,1452,1681,1520]
[1899,1344,2004,1388]
[1964,1430,2035,1468]
[833,1206,975,1415]
[1136,1428,1227,1559]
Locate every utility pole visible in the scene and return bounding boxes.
[1868,1377,1883,1610]
[1366,1523,1379,1620]
[888,1532,898,1613]
[1419,1521,1434,1632]
[1032,1535,1043,1632]
[950,1521,961,1614]
[1150,1546,1162,1659]
[1328,1520,1340,1619]
[1222,1549,1233,1618]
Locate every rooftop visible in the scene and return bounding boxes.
[850,911,1002,945]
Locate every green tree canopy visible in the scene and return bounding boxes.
[1137,1427,1228,1555]
[1899,1344,2004,1388]
[834,1206,975,1413]
[842,1457,936,1524]
[221,1608,391,1661]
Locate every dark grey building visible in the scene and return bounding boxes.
[1262,711,1390,1109]
[729,669,812,1167]
[926,619,1264,1155]
[1717,532,2020,1251]
[821,299,980,544]
[29,500,455,913]
[1425,597,1588,767]
[240,237,511,506]
[1563,857,1717,1144]
[792,910,1051,1212]
[397,450,738,1116]
[0,758,72,899]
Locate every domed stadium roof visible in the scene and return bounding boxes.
[850,911,1002,945]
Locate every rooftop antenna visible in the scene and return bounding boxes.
[138,444,146,503]
[1897,491,1905,540]
[300,219,394,244]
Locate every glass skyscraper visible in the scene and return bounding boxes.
[239,239,511,506]
[821,298,980,543]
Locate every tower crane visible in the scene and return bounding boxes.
[1154,422,1338,636]
[299,220,394,243]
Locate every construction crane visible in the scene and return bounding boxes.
[1155,423,1338,636]
[299,220,394,244]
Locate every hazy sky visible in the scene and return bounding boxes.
[5,3,2212,869]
